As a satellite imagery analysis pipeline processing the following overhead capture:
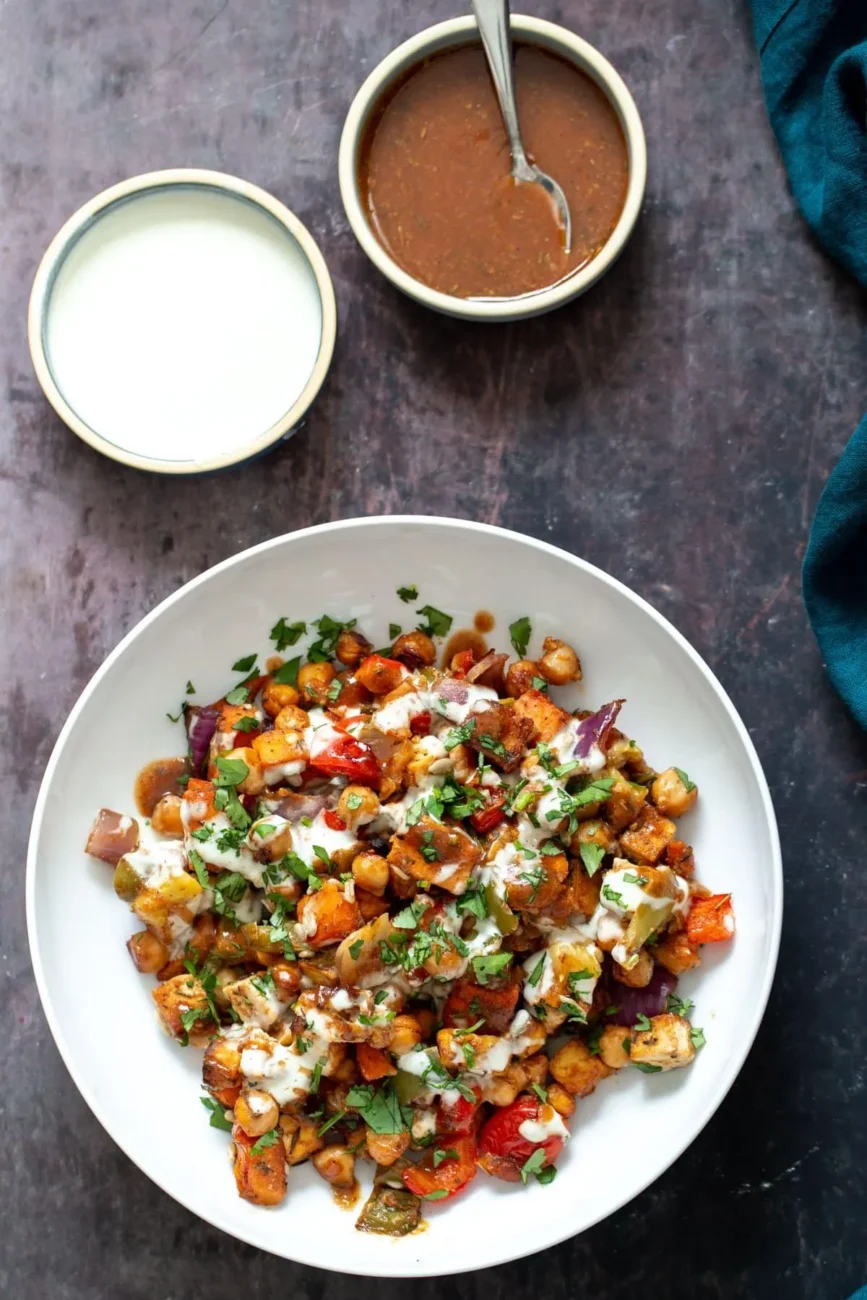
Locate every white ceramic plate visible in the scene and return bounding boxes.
[27,517,782,1276]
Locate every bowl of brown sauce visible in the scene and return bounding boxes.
[339,15,646,321]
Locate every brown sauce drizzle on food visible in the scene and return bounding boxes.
[359,43,629,299]
[333,1181,361,1210]
[134,757,188,817]
[474,609,495,634]
[442,628,488,667]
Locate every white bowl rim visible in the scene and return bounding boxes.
[338,16,648,321]
[26,515,782,1274]
[27,168,338,476]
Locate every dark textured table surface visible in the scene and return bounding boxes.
[3,1,867,1296]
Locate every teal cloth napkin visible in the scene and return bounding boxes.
[752,1,867,726]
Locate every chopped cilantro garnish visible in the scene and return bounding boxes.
[200,1095,233,1131]
[415,605,453,638]
[527,954,547,988]
[633,1062,663,1073]
[345,1082,407,1134]
[308,614,356,663]
[232,653,257,673]
[444,718,476,751]
[675,767,697,793]
[396,585,418,604]
[188,849,210,888]
[251,1128,280,1154]
[214,755,248,787]
[348,939,364,960]
[272,656,301,685]
[509,615,531,658]
[690,1026,706,1050]
[185,681,195,695]
[519,1148,546,1183]
[472,952,513,985]
[270,618,306,652]
[579,842,605,877]
[389,623,402,641]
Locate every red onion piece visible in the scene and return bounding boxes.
[466,651,508,691]
[436,679,469,705]
[185,705,218,776]
[573,699,624,760]
[606,965,678,1027]
[268,791,329,823]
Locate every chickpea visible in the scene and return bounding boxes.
[297,661,335,706]
[569,818,619,858]
[151,794,183,837]
[612,948,654,988]
[505,658,541,698]
[270,960,302,1001]
[388,1014,423,1057]
[335,628,373,668]
[312,1144,356,1189]
[212,965,238,1009]
[547,1082,576,1118]
[366,1128,411,1167]
[262,679,301,718]
[651,767,698,819]
[356,655,404,695]
[234,1088,279,1138]
[224,746,265,796]
[126,930,168,974]
[356,886,390,920]
[482,1076,519,1107]
[392,630,436,669]
[338,785,381,831]
[330,1054,359,1087]
[538,637,582,686]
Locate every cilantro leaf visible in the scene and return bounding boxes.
[200,1095,233,1131]
[272,656,301,686]
[214,755,249,788]
[509,616,532,658]
[232,653,258,673]
[415,605,453,638]
[675,767,697,793]
[345,1083,407,1134]
[519,1148,546,1183]
[472,953,513,985]
[579,842,605,877]
[270,618,306,652]
[251,1128,281,1154]
[397,585,418,603]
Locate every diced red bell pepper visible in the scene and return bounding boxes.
[686,893,735,944]
[438,1085,481,1136]
[402,1134,477,1202]
[324,810,347,832]
[470,791,507,834]
[478,1095,566,1169]
[409,711,432,736]
[308,735,380,786]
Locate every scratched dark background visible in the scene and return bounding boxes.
[2,0,866,1296]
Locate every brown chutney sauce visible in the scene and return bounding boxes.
[359,43,629,299]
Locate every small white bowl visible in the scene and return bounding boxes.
[339,16,647,321]
[27,516,781,1276]
[29,169,337,475]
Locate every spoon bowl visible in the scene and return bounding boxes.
[472,0,572,253]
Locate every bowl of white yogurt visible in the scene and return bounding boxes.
[28,169,336,474]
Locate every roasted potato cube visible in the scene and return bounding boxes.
[547,1081,577,1117]
[549,1039,612,1098]
[388,814,480,894]
[152,973,212,1044]
[224,973,285,1029]
[598,1025,633,1069]
[654,930,702,975]
[232,1124,287,1205]
[504,849,568,914]
[467,701,534,772]
[512,688,572,743]
[612,948,654,988]
[630,1012,696,1071]
[334,912,396,985]
[619,804,677,865]
[664,839,696,879]
[296,880,361,950]
[203,1035,243,1096]
[365,1127,411,1166]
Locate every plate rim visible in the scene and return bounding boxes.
[26,515,783,1275]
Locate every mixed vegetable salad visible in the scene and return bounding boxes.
[86,598,735,1233]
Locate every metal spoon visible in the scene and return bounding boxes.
[471,0,572,254]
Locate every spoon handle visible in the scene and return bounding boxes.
[471,0,531,175]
